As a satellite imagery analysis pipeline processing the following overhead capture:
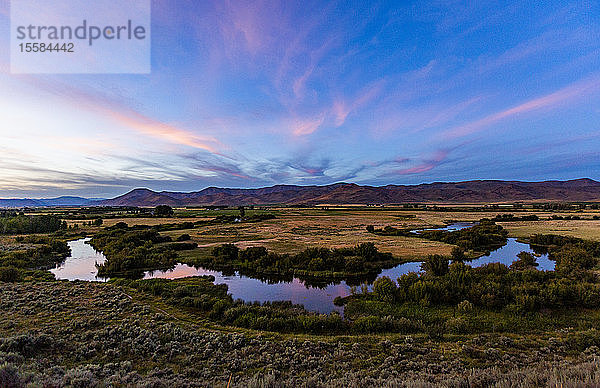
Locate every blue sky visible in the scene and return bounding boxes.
[0,0,599,198]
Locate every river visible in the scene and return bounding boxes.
[51,223,554,313]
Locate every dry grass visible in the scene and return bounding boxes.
[167,209,600,258]
[501,219,600,241]
[169,209,455,259]
[60,208,600,257]
[0,235,21,251]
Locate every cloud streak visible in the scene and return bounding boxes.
[333,81,384,127]
[391,150,450,176]
[16,76,223,154]
[104,109,220,154]
[442,74,600,139]
[291,113,326,136]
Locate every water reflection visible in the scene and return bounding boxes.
[50,238,108,282]
[468,238,554,270]
[52,223,555,313]
[145,264,348,313]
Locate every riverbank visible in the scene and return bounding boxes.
[2,280,599,387]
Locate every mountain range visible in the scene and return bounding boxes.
[98,178,600,207]
[0,196,101,208]
[3,179,600,208]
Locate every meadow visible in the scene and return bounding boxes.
[2,203,600,386]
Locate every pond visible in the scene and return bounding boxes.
[469,238,554,270]
[50,238,107,282]
[51,223,553,313]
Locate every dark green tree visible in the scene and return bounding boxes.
[373,276,396,302]
[510,252,538,270]
[451,246,465,261]
[155,205,174,217]
[421,255,449,276]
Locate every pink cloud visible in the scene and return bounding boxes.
[216,0,285,56]
[104,109,220,154]
[443,74,600,139]
[17,76,222,154]
[292,64,315,98]
[396,164,436,175]
[333,81,384,127]
[332,100,350,127]
[289,37,336,99]
[291,113,326,136]
[274,4,338,90]
[393,150,449,175]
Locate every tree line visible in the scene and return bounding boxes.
[191,242,399,282]
[0,214,65,234]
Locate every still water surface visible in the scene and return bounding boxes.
[52,223,553,313]
[50,238,107,282]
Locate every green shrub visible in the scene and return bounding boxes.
[0,268,20,283]
[0,362,22,388]
[457,300,474,313]
[353,316,384,333]
[421,255,449,276]
[373,276,396,302]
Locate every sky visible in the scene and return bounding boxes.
[0,0,599,198]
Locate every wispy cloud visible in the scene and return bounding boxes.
[104,109,220,154]
[333,80,384,127]
[442,74,600,139]
[420,96,483,131]
[180,153,253,180]
[17,76,223,154]
[290,37,336,99]
[388,150,450,176]
[291,113,326,136]
[214,0,288,56]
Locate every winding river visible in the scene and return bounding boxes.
[51,223,554,313]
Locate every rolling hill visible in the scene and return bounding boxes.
[0,196,102,208]
[98,178,600,207]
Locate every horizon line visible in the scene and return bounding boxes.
[0,177,597,200]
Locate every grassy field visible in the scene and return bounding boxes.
[2,281,600,387]
[166,208,456,259]
[501,219,600,241]
[100,217,212,227]
[61,207,600,259]
[173,208,600,259]
[3,206,600,386]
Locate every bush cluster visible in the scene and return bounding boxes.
[417,220,508,251]
[90,227,196,277]
[353,241,600,316]
[0,214,65,235]
[0,237,70,272]
[201,242,397,282]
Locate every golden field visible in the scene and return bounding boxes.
[60,207,600,259]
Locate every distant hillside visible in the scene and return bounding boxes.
[100,178,600,207]
[0,196,101,208]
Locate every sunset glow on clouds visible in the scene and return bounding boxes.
[0,0,599,197]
